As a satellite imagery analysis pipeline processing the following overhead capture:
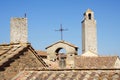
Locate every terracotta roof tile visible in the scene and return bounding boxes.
[75,56,118,69]
[0,43,28,66]
[36,50,47,56]
[12,70,120,80]
[0,43,48,67]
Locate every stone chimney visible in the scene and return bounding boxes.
[10,18,28,43]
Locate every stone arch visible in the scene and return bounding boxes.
[55,47,66,53]
[46,40,78,61]
[46,40,78,68]
[55,47,66,60]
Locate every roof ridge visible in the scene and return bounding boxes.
[46,40,78,49]
[28,45,48,67]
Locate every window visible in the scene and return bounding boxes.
[88,13,91,20]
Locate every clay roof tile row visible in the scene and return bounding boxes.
[12,71,120,80]
[75,56,118,69]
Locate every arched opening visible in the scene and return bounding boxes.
[55,48,66,54]
[88,13,91,20]
[55,48,66,68]
[55,48,66,60]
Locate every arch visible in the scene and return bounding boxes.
[46,40,78,68]
[46,40,78,61]
[55,47,66,53]
[55,47,66,60]
[88,13,91,20]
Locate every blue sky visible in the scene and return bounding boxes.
[0,0,120,56]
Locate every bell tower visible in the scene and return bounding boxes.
[81,9,98,55]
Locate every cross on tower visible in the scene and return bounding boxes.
[55,24,68,40]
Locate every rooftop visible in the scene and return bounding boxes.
[12,70,120,80]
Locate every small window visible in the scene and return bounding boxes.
[88,13,91,20]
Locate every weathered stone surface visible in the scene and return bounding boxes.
[46,40,78,68]
[10,18,28,43]
[82,9,97,55]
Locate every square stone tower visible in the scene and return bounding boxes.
[81,9,97,55]
[10,18,28,43]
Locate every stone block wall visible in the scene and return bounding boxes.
[10,18,28,43]
[82,9,97,54]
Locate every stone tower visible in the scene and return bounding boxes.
[81,9,97,55]
[10,18,28,43]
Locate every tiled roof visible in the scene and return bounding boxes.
[43,59,59,68]
[75,56,118,69]
[36,50,47,56]
[0,43,48,67]
[0,43,27,66]
[12,70,120,80]
[46,40,78,49]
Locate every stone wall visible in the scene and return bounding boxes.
[47,42,77,61]
[10,18,28,43]
[46,41,77,68]
[82,9,97,54]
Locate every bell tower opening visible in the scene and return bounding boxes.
[46,40,78,68]
[55,48,66,68]
[55,48,66,60]
[56,48,66,54]
[88,13,91,20]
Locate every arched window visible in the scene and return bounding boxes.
[88,13,91,20]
